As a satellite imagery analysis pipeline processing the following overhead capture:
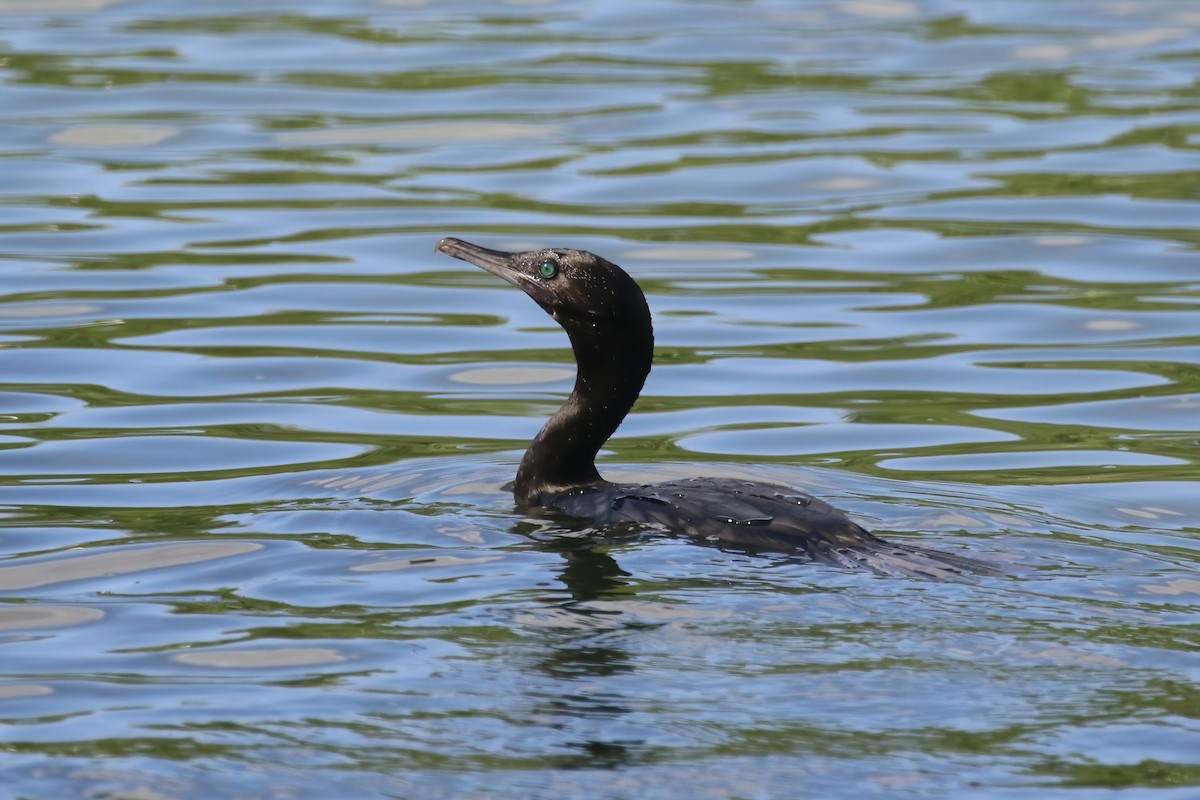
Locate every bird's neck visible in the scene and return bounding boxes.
[514,316,652,504]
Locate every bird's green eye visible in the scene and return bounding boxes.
[538,260,559,279]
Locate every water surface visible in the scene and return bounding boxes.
[1,1,1199,797]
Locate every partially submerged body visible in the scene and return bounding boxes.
[437,237,996,579]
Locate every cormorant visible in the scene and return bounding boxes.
[437,237,995,578]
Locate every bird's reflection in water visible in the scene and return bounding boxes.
[515,521,653,770]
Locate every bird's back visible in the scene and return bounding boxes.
[545,476,996,579]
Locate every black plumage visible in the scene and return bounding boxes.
[437,237,995,579]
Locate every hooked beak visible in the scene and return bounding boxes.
[436,237,554,307]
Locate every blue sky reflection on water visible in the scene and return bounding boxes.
[0,0,1199,798]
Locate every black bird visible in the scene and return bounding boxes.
[437,237,995,578]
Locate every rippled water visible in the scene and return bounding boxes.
[2,1,1199,797]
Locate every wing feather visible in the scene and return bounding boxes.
[548,477,996,579]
